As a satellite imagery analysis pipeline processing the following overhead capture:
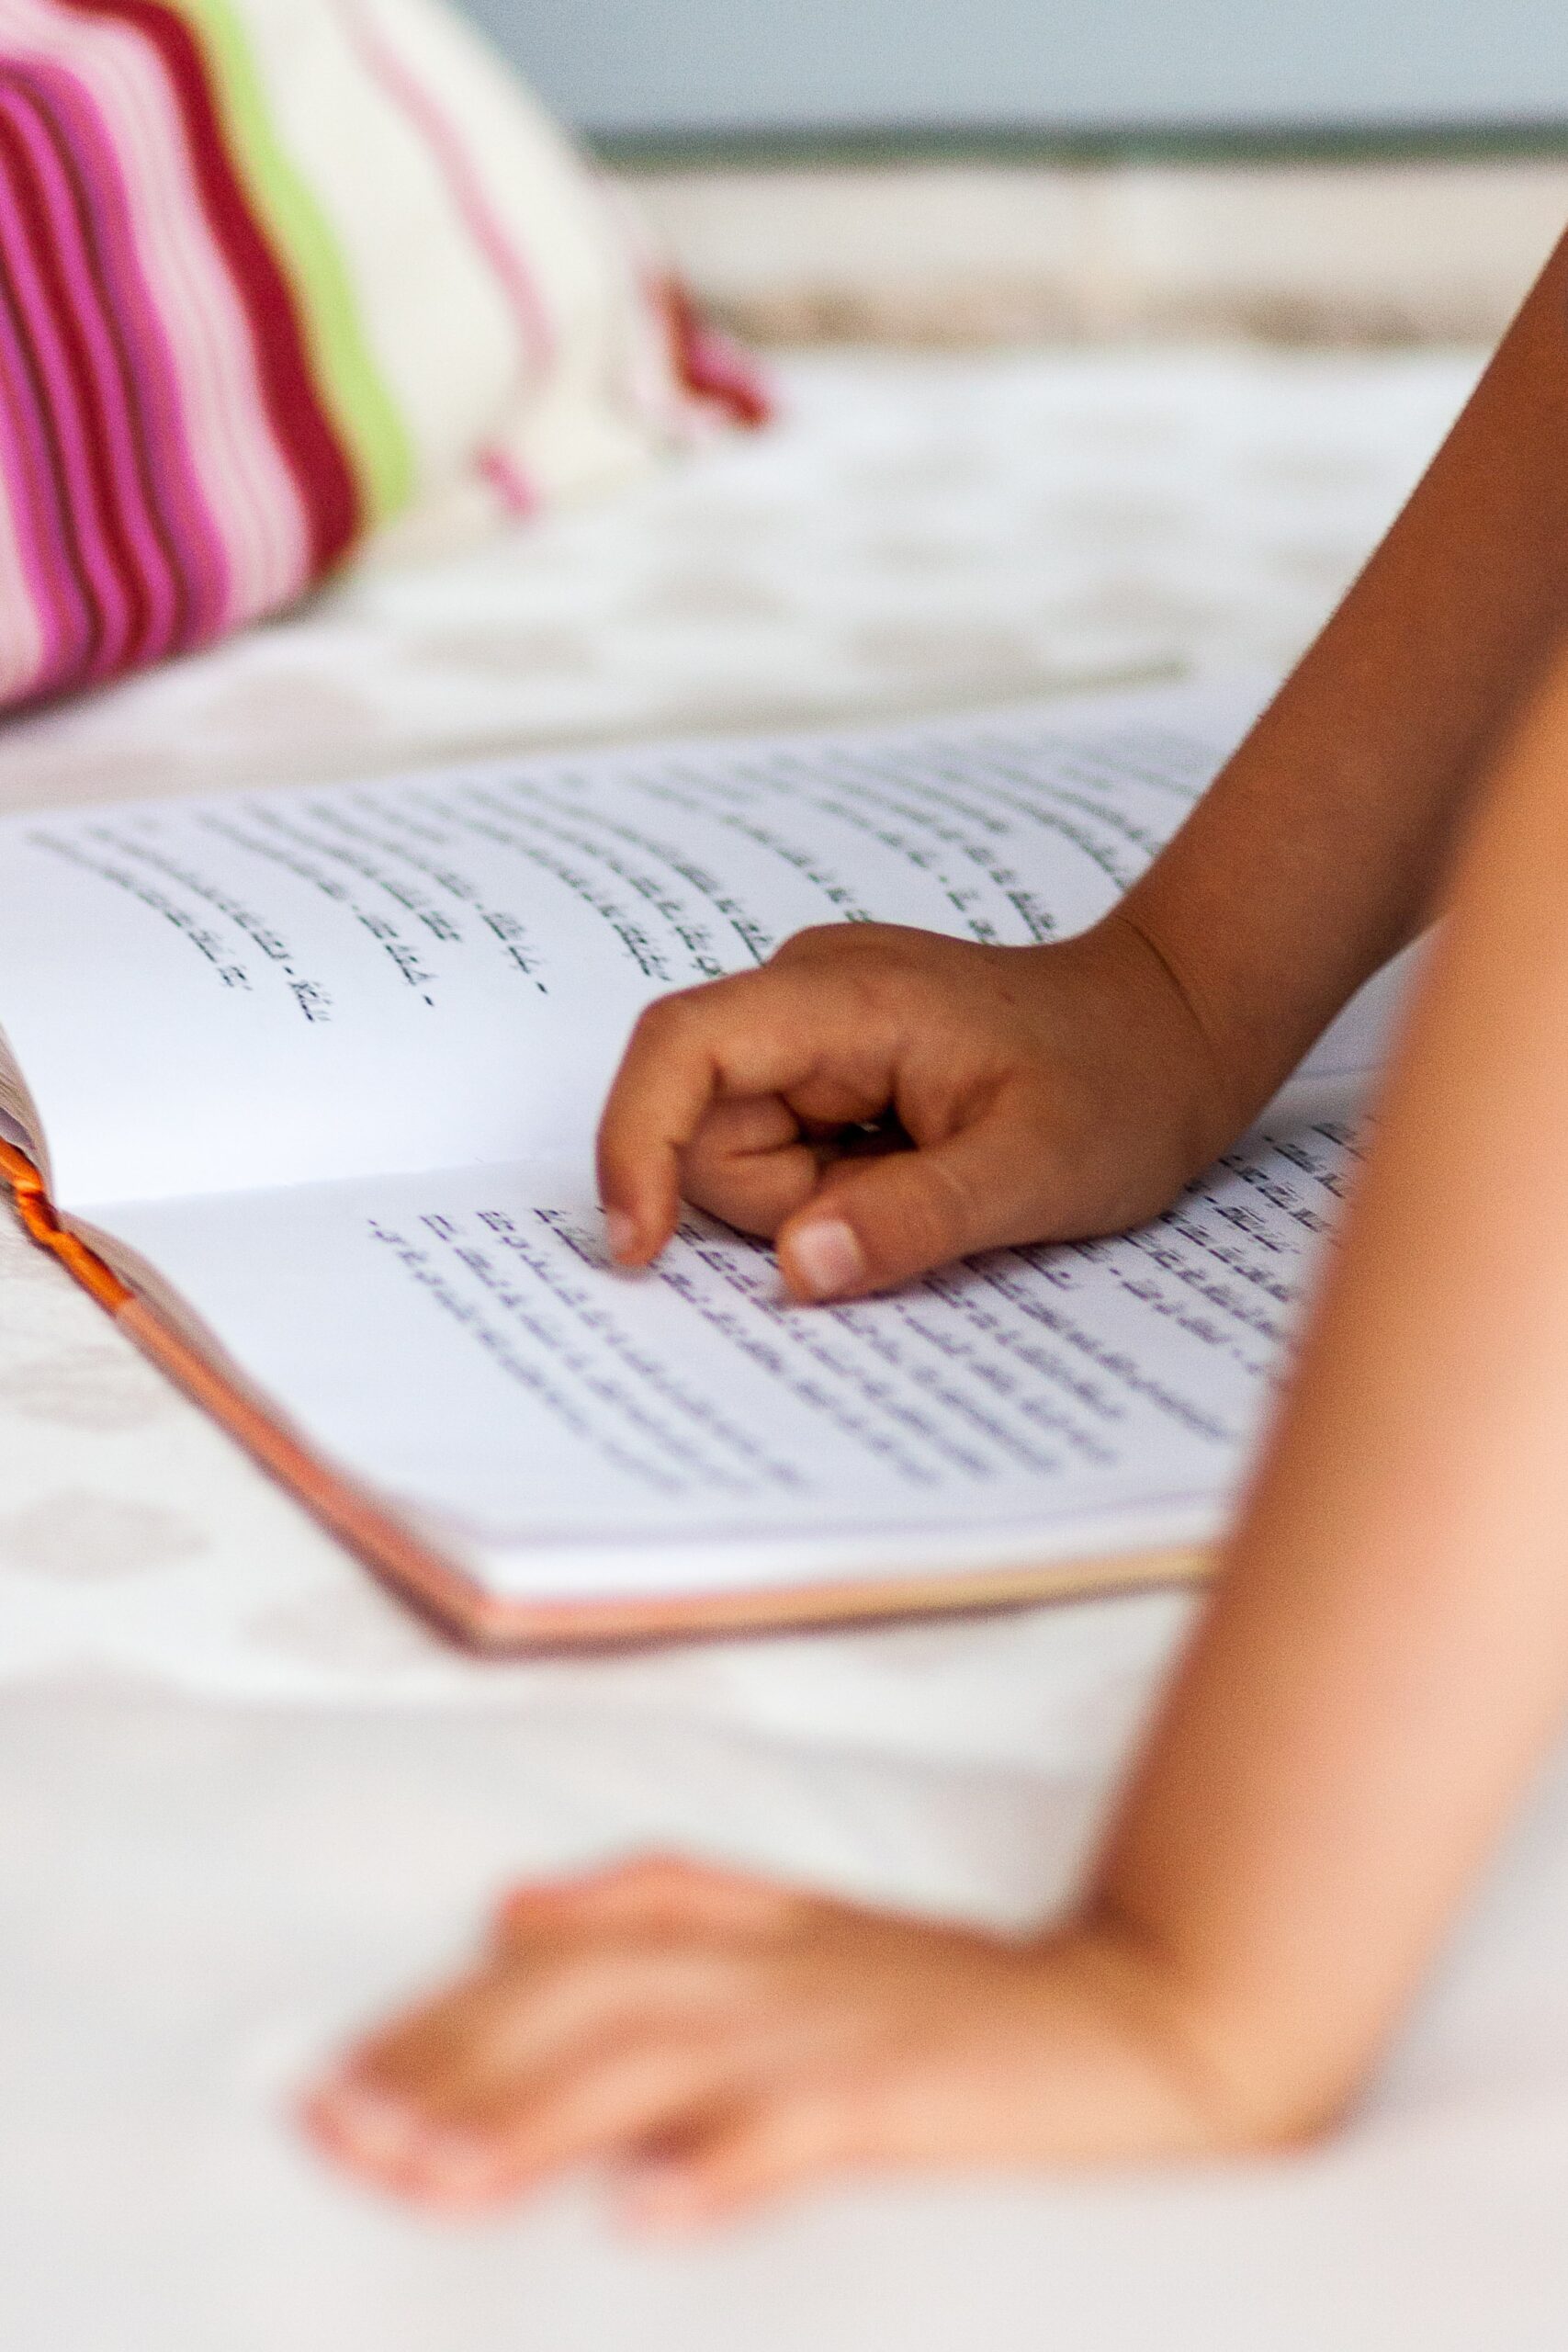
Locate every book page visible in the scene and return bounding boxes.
[0,680,1287,1211]
[85,1111,1358,1598]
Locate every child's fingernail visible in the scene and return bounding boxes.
[623,2168,702,2233]
[604,1208,639,1262]
[320,2082,420,2158]
[787,1217,864,1301]
[422,2132,501,2200]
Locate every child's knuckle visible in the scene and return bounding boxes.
[634,993,728,1068]
[773,922,849,961]
[635,989,702,1043]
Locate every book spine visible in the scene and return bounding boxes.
[0,1136,132,1310]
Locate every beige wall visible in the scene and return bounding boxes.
[625,160,1568,345]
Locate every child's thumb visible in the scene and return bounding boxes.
[776,1133,1013,1302]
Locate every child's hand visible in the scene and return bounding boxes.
[302,1855,1270,2227]
[596,912,1237,1301]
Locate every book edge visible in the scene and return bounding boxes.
[0,1138,1212,1649]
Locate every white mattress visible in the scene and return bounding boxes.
[11,345,1567,2350]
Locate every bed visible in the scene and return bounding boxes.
[8,342,1565,2350]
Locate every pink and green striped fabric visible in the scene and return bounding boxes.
[0,0,765,712]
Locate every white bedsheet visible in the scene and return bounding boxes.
[11,345,1568,2348]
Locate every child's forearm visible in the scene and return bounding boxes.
[1087,634,1568,2135]
[1116,230,1568,1131]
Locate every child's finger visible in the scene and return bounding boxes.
[495,1852,813,1944]
[596,969,890,1263]
[626,2086,855,2230]
[773,1096,1049,1300]
[677,1095,823,1238]
[320,1939,759,2164]
[367,2033,756,2210]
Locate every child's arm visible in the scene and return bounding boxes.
[1086,634,1568,2134]
[307,633,1568,2223]
[597,231,1568,1304]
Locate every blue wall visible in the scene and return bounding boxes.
[457,0,1568,139]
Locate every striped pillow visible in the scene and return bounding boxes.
[0,0,766,712]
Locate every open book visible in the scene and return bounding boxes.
[0,678,1411,1646]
